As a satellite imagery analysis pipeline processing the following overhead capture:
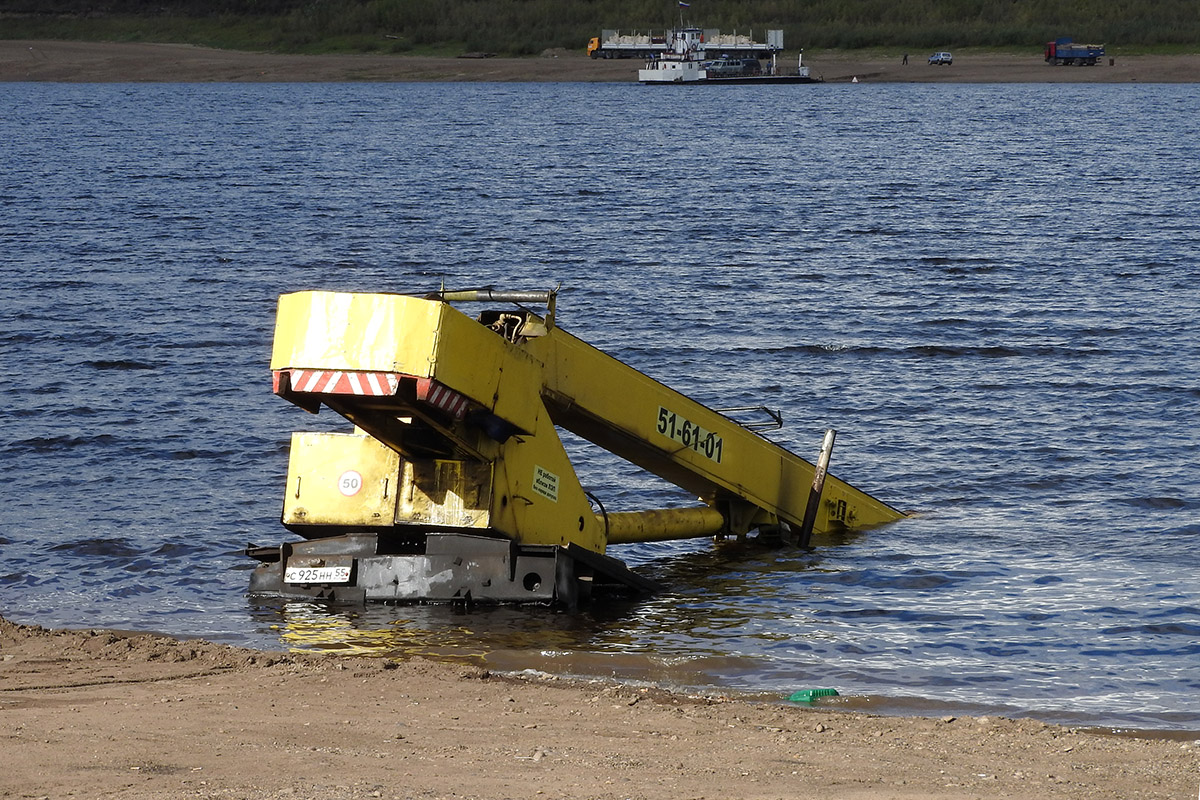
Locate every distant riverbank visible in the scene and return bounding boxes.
[3,39,1199,82]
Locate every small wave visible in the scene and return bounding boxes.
[917,255,995,267]
[169,449,239,460]
[806,568,966,591]
[842,226,904,236]
[157,340,246,350]
[1148,605,1200,618]
[111,583,161,599]
[731,343,856,355]
[27,279,92,289]
[1119,496,1192,510]
[916,317,973,326]
[10,406,102,418]
[48,538,140,558]
[7,434,119,453]
[122,558,169,574]
[733,343,1112,359]
[150,542,205,557]
[1101,623,1200,637]
[976,645,1031,657]
[84,359,156,371]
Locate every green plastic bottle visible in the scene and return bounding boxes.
[787,688,840,703]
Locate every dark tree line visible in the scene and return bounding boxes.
[3,0,1196,52]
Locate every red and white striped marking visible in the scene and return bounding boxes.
[274,369,470,420]
[416,378,470,420]
[281,369,399,397]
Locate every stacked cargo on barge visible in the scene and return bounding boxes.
[589,27,782,60]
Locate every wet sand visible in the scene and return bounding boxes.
[3,39,1200,83]
[2,616,1197,799]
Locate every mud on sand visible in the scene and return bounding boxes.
[1,616,1197,800]
[3,39,1200,82]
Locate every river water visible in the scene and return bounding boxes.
[2,80,1198,733]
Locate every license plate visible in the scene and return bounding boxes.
[284,565,352,584]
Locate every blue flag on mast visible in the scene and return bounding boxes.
[678,1,690,6]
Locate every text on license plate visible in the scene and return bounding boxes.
[284,565,352,584]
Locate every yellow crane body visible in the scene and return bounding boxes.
[247,290,904,606]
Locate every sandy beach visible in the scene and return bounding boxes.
[2,39,1200,83]
[1,615,1197,799]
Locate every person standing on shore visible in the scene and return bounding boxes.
[903,53,909,65]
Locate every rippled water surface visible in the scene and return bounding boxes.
[2,81,1198,732]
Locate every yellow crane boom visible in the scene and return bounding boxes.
[246,289,904,606]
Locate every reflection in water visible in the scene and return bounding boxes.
[254,596,654,661]
[256,600,599,663]
[254,594,777,694]
[265,601,489,661]
[249,537,853,690]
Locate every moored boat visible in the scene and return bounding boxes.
[640,37,823,85]
[638,27,707,84]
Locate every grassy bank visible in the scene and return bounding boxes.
[3,0,1200,56]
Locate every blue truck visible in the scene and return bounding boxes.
[1045,38,1105,65]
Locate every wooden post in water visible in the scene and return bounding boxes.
[798,429,836,548]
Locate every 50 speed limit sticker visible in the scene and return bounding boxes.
[656,407,724,463]
[337,469,363,497]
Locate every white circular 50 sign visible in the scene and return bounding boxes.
[338,470,363,497]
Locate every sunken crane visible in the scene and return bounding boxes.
[246,290,904,606]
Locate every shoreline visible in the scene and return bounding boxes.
[2,615,1197,799]
[4,39,1200,82]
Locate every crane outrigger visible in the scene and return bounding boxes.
[246,289,904,606]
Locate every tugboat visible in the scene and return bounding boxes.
[638,27,707,84]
